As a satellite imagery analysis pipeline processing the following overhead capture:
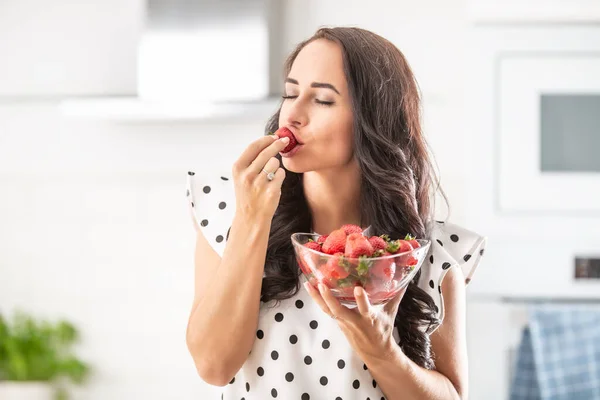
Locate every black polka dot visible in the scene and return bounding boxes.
[257,367,264,376]
[322,340,330,349]
[466,278,471,284]
[337,359,345,369]
[203,186,211,194]
[229,377,235,384]
[335,398,342,400]
[226,226,231,241]
[363,363,368,370]
[256,330,264,339]
[301,394,310,400]
[200,219,208,227]
[218,201,227,210]
[320,376,328,386]
[429,255,434,264]
[186,189,190,196]
[442,262,452,270]
[295,299,304,309]
[353,379,360,389]
[275,313,284,322]
[289,335,298,344]
[304,355,312,365]
[436,239,443,247]
[216,235,224,243]
[429,280,435,289]
[271,388,277,398]
[438,285,442,294]
[450,234,459,242]
[187,171,195,176]
[373,379,377,388]
[220,176,229,181]
[271,350,279,360]
[285,372,294,382]
[246,382,250,392]
[434,304,439,313]
[191,202,194,208]
[309,320,318,329]
[480,248,485,256]
[464,254,472,262]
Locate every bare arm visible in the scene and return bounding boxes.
[362,265,469,399]
[185,134,290,386]
[186,214,271,386]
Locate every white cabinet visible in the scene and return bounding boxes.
[466,299,528,400]
[0,0,142,96]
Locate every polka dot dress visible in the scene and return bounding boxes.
[186,171,486,399]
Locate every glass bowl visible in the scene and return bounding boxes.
[291,233,431,307]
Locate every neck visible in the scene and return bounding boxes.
[303,160,364,235]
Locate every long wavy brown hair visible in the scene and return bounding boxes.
[261,27,445,370]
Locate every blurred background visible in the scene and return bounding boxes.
[1,0,599,399]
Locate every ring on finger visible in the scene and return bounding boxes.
[261,168,275,181]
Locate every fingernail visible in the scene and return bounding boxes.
[281,137,290,143]
[354,287,361,296]
[304,282,310,291]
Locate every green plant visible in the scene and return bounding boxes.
[0,310,90,396]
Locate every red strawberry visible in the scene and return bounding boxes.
[370,251,396,281]
[322,229,347,254]
[368,236,387,252]
[316,235,328,244]
[274,127,298,153]
[322,252,350,281]
[404,234,421,249]
[386,239,413,254]
[345,233,374,258]
[304,241,322,252]
[340,224,363,235]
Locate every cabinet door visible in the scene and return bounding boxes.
[0,0,141,96]
[467,301,528,400]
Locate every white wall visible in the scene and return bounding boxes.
[4,1,596,399]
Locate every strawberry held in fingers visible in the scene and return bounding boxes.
[274,127,298,153]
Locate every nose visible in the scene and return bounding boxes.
[281,98,308,128]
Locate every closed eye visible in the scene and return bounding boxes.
[281,95,334,106]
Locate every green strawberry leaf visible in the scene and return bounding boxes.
[386,240,400,253]
[404,233,416,240]
[372,249,385,257]
[380,234,391,243]
[357,256,372,276]
[337,277,355,288]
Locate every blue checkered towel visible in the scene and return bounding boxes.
[510,305,600,400]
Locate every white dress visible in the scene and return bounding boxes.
[186,170,487,400]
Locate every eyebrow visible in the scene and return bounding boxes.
[285,78,340,95]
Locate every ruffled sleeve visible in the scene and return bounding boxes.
[417,221,487,329]
[185,170,236,258]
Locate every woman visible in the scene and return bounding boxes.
[185,27,486,400]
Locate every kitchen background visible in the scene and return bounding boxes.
[1,0,599,399]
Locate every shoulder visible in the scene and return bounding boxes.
[186,170,236,257]
[416,221,487,330]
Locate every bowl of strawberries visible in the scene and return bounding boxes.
[291,224,431,307]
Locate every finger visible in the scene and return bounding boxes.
[235,135,279,170]
[304,282,334,318]
[318,283,355,322]
[354,286,374,319]
[248,136,290,176]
